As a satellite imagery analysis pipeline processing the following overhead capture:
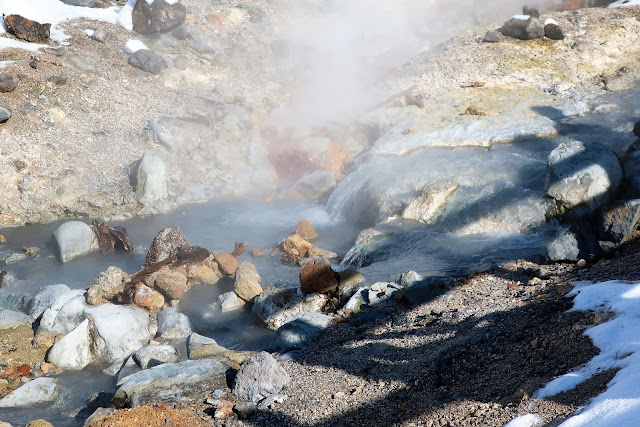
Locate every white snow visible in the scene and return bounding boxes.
[544,18,559,26]
[504,414,543,427]
[609,0,640,7]
[84,29,95,37]
[511,15,531,21]
[535,280,640,426]
[123,39,147,54]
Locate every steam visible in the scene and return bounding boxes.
[271,0,542,127]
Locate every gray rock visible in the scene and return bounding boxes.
[156,307,191,340]
[273,313,336,351]
[252,286,328,330]
[186,34,223,57]
[598,200,640,250]
[53,221,99,262]
[234,401,258,420]
[90,29,107,43]
[64,55,95,74]
[0,377,57,407]
[623,140,640,181]
[232,352,291,402]
[546,140,622,210]
[500,16,544,40]
[403,276,445,306]
[132,0,186,35]
[171,24,193,40]
[112,359,227,408]
[4,252,27,264]
[483,30,503,43]
[0,106,11,123]
[0,309,32,329]
[290,170,337,200]
[128,49,167,75]
[149,117,201,151]
[38,291,86,334]
[47,319,92,370]
[29,284,73,319]
[134,344,179,369]
[136,152,167,206]
[186,333,254,365]
[547,231,580,262]
[83,407,117,427]
[0,73,18,92]
[218,291,245,312]
[545,23,565,40]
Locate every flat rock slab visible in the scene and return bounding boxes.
[0,377,57,407]
[113,359,227,408]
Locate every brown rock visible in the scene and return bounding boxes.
[251,248,264,256]
[293,219,319,240]
[146,226,190,266]
[186,264,220,285]
[25,420,54,427]
[86,266,127,305]
[234,262,262,301]
[40,362,55,375]
[300,257,338,294]
[4,15,50,43]
[214,401,235,419]
[132,0,187,35]
[132,283,165,311]
[283,235,313,258]
[153,267,189,300]
[215,253,239,276]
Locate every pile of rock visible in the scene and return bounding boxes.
[273,219,337,265]
[484,6,566,42]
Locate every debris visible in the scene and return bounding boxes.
[91,221,135,253]
[465,106,486,116]
[461,81,486,88]
[402,127,415,135]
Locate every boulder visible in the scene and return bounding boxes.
[215,253,239,276]
[282,235,313,258]
[293,219,319,240]
[53,221,99,263]
[544,19,566,40]
[0,377,57,407]
[132,0,187,35]
[234,262,262,301]
[47,319,92,370]
[483,30,503,43]
[29,284,73,320]
[337,269,365,302]
[152,267,189,300]
[156,307,191,340]
[38,291,86,335]
[136,153,167,206]
[113,359,227,408]
[252,286,328,330]
[0,74,18,93]
[0,309,32,329]
[299,257,338,294]
[146,226,190,265]
[4,15,50,43]
[232,352,291,402]
[598,200,640,249]
[499,16,544,40]
[86,266,126,305]
[134,344,179,369]
[547,231,580,262]
[186,333,253,366]
[132,283,165,312]
[273,313,336,351]
[218,291,245,312]
[545,140,622,209]
[128,49,167,75]
[186,263,219,285]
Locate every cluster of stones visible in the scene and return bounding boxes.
[483,6,566,42]
[272,219,338,266]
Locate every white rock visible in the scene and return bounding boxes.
[134,344,179,369]
[136,152,167,206]
[47,319,92,370]
[53,221,99,262]
[218,291,245,312]
[0,309,32,329]
[38,290,86,334]
[0,377,57,407]
[252,287,328,330]
[156,307,191,340]
[29,284,73,320]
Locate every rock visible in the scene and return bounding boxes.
[186,34,223,57]
[186,264,219,285]
[128,49,167,75]
[234,262,262,302]
[483,30,503,43]
[113,359,227,408]
[546,140,622,209]
[548,231,580,262]
[0,309,32,329]
[522,6,540,18]
[132,283,165,312]
[401,182,458,223]
[29,284,73,320]
[0,106,11,123]
[252,286,328,330]
[544,20,566,40]
[306,247,338,260]
[403,276,445,306]
[283,235,313,258]
[4,15,50,43]
[156,307,191,340]
[634,121,640,138]
[186,333,253,366]
[132,0,187,35]
[171,24,193,40]
[337,269,365,302]
[47,319,92,370]
[0,377,57,407]
[299,257,338,294]
[232,352,291,402]
[0,74,18,93]
[290,170,337,200]
[38,291,86,335]
[25,420,54,427]
[598,200,640,249]
[53,221,99,262]
[234,401,258,420]
[83,407,117,426]
[61,0,111,6]
[87,266,126,305]
[90,29,107,43]
[293,219,319,240]
[218,291,246,312]
[146,226,190,265]
[152,267,189,300]
[273,312,336,351]
[251,248,264,257]
[215,253,238,276]
[64,55,95,74]
[136,153,168,206]
[499,16,544,40]
[134,344,179,369]
[365,281,404,306]
[85,304,150,364]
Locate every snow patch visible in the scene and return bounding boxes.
[544,18,558,26]
[123,39,147,54]
[84,29,95,37]
[511,14,530,21]
[504,414,543,427]
[609,0,640,7]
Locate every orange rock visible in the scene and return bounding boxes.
[215,253,239,276]
[299,257,338,294]
[18,364,30,376]
[214,401,235,419]
[250,248,264,256]
[283,235,313,258]
[133,283,165,311]
[293,219,319,240]
[40,362,55,375]
[563,0,581,10]
[206,14,224,25]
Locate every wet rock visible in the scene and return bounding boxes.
[47,319,92,370]
[186,333,253,366]
[53,221,99,263]
[146,226,190,265]
[218,291,245,312]
[134,344,178,369]
[0,377,57,407]
[215,253,238,276]
[132,283,165,312]
[500,16,544,40]
[234,402,258,420]
[4,15,50,43]
[132,0,187,35]
[544,19,566,40]
[293,219,319,240]
[252,286,328,330]
[337,269,365,302]
[0,309,32,329]
[483,30,503,43]
[402,182,458,223]
[283,235,313,259]
[299,257,338,294]
[136,153,168,206]
[234,262,262,302]
[289,170,337,200]
[546,140,622,209]
[0,74,18,93]
[87,266,126,305]
[156,307,191,340]
[232,352,291,402]
[0,106,11,123]
[128,49,167,75]
[548,231,580,262]
[113,359,227,408]
[273,312,336,351]
[597,200,640,250]
[152,267,189,300]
